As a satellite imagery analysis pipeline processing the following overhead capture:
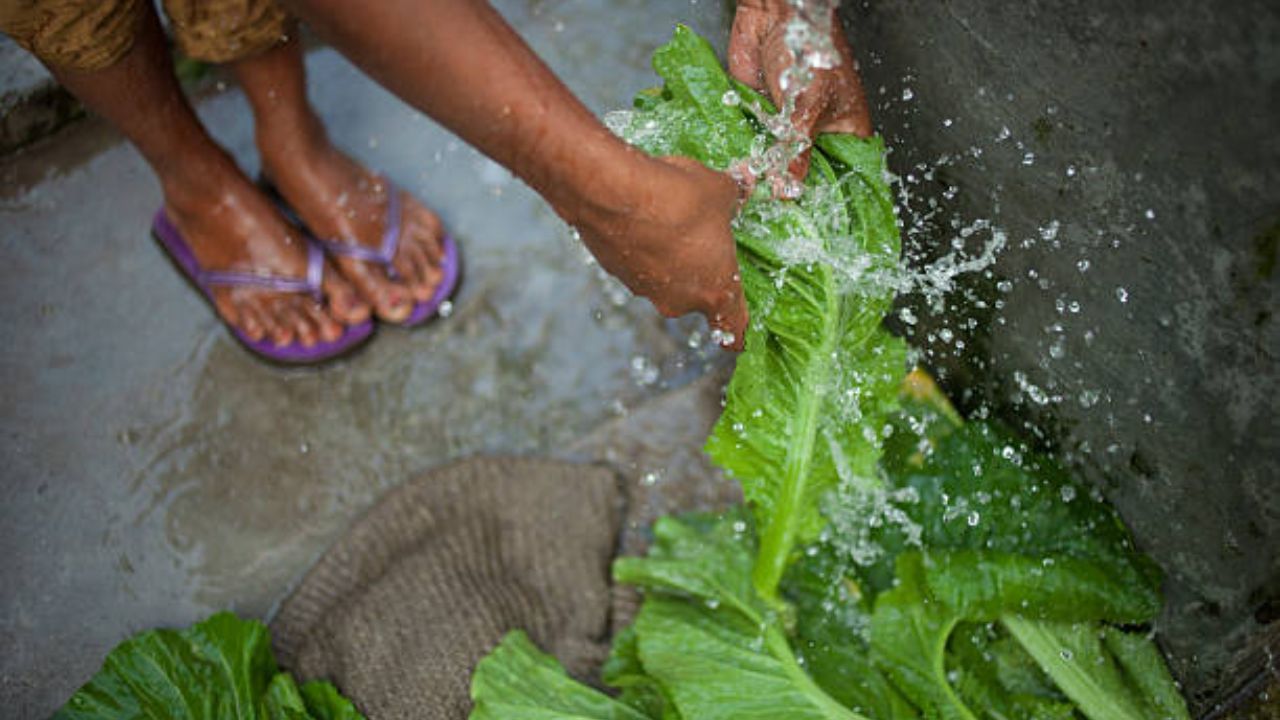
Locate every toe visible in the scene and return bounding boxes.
[240,307,268,343]
[337,257,413,323]
[266,297,297,347]
[406,199,446,265]
[306,302,344,343]
[320,261,372,325]
[212,292,247,336]
[283,301,318,348]
[399,238,437,302]
[391,239,426,300]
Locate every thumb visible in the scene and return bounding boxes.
[786,146,814,193]
[783,81,826,190]
[728,9,769,92]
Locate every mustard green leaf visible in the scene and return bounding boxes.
[469,631,652,720]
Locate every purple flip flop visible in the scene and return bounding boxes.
[271,175,462,328]
[152,209,374,365]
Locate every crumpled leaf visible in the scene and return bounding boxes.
[946,623,1076,720]
[53,612,365,720]
[601,625,681,720]
[1002,619,1190,720]
[631,596,860,720]
[869,553,975,719]
[849,415,1163,621]
[299,680,366,720]
[782,547,920,719]
[469,631,651,720]
[615,513,868,720]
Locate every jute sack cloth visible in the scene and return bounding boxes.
[270,456,624,720]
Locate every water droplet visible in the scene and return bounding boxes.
[641,471,661,486]
[1077,259,1091,273]
[710,328,736,347]
[901,87,915,101]
[721,89,741,107]
[1060,485,1077,502]
[629,355,659,386]
[966,511,981,527]
[438,300,454,318]
[1144,208,1156,220]
[1060,649,1074,661]
[1115,287,1129,303]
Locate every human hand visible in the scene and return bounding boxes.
[560,154,748,351]
[729,0,872,187]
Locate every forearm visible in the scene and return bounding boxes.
[281,0,642,223]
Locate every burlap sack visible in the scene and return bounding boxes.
[269,456,624,720]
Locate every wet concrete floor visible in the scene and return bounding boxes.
[3,0,1279,716]
[0,1,731,715]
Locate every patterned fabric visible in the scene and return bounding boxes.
[0,0,289,71]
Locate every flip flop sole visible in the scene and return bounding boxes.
[151,211,375,366]
[398,234,464,328]
[258,174,466,329]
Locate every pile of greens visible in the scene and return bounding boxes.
[55,612,364,720]
[470,26,1190,720]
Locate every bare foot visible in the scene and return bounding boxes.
[261,141,447,324]
[161,152,371,348]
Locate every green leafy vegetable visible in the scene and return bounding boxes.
[782,547,919,719]
[616,514,867,720]
[54,612,365,720]
[470,632,650,720]
[610,25,905,602]
[817,382,1182,720]
[469,24,1189,720]
[1003,619,1189,720]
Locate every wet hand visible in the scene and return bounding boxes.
[568,155,748,351]
[729,0,872,186]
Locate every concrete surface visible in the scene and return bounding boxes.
[0,1,730,716]
[3,0,1278,717]
[847,0,1280,710]
[0,37,82,155]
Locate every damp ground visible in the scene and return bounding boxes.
[0,2,735,714]
[2,0,1278,717]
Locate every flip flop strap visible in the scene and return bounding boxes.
[313,175,403,279]
[197,240,324,303]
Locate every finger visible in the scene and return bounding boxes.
[811,67,873,136]
[708,283,749,353]
[728,9,768,91]
[815,27,874,137]
[784,147,814,196]
[781,68,857,193]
